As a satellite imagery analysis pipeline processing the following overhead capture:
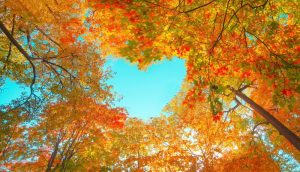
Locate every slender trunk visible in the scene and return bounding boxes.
[229,87,300,151]
[46,141,60,172]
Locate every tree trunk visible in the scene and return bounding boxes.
[229,86,300,151]
[46,141,60,172]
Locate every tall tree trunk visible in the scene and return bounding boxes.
[229,86,300,151]
[46,141,60,172]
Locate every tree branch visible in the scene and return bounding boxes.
[246,30,300,68]
[210,0,230,51]
[35,26,63,50]
[2,15,15,71]
[179,0,217,13]
[0,20,36,96]
[252,121,269,134]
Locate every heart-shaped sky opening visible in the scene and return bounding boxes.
[105,57,186,120]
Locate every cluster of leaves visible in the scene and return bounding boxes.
[0,0,299,171]
[68,0,300,121]
[1,83,299,171]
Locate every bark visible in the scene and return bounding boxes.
[0,20,36,92]
[46,140,60,172]
[229,86,300,151]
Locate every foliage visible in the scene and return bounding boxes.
[0,0,299,171]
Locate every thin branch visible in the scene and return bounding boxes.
[210,0,230,51]
[44,63,65,86]
[26,32,37,57]
[41,59,76,79]
[252,121,269,134]
[179,0,217,13]
[238,79,257,92]
[210,12,218,37]
[246,30,300,68]
[2,15,15,71]
[0,20,36,96]
[35,26,63,50]
[210,0,269,51]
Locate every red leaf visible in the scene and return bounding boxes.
[137,58,143,63]
[213,112,223,122]
[215,66,229,76]
[241,71,251,78]
[60,36,75,44]
[187,0,193,4]
[213,115,221,121]
[282,89,292,97]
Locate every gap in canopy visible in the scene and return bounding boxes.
[105,57,186,121]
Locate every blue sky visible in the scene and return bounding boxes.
[0,80,28,105]
[106,57,186,120]
[0,58,186,120]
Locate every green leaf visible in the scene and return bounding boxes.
[142,48,152,58]
[296,85,300,94]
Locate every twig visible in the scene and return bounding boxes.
[179,0,217,13]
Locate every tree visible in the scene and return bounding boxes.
[8,91,126,171]
[0,102,27,167]
[1,0,299,171]
[83,0,300,151]
[163,84,282,171]
[1,0,114,112]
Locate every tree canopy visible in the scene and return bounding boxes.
[0,0,299,171]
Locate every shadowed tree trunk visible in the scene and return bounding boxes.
[46,140,60,172]
[228,86,300,151]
